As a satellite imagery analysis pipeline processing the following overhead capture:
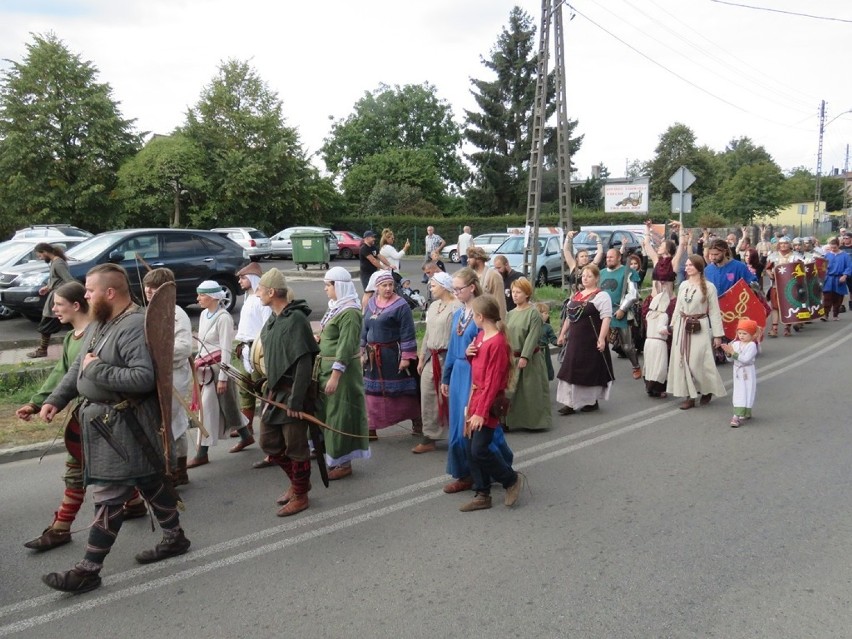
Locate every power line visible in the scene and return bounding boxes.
[710,0,852,24]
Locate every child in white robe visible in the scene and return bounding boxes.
[721,318,759,428]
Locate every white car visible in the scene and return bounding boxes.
[13,224,92,240]
[269,226,339,259]
[211,227,272,262]
[441,233,510,263]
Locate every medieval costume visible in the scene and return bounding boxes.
[726,319,759,427]
[822,247,852,319]
[170,305,193,483]
[600,264,641,378]
[41,303,189,592]
[666,280,727,402]
[556,290,615,410]
[641,288,674,398]
[361,277,421,431]
[416,273,460,448]
[505,305,552,431]
[316,267,370,477]
[258,270,320,516]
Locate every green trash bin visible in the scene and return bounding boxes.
[291,231,330,270]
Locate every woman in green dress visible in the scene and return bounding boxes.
[317,267,370,480]
[504,277,553,431]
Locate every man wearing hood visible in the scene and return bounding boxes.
[255,268,320,517]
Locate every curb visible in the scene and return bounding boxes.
[0,441,61,464]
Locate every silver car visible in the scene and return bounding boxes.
[442,233,510,263]
[270,226,339,259]
[211,227,272,262]
[488,234,563,287]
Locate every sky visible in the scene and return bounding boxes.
[1,0,851,184]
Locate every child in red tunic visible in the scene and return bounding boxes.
[459,295,525,512]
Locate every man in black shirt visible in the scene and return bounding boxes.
[359,231,390,291]
[492,254,524,311]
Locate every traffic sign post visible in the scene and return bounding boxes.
[669,166,696,227]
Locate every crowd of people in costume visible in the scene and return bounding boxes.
[14,221,850,592]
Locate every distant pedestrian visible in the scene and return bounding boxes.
[28,243,75,358]
[424,226,446,264]
[457,226,473,266]
[359,230,391,292]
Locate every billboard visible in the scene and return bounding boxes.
[605,184,649,214]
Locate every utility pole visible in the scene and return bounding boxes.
[814,100,826,236]
[521,0,573,287]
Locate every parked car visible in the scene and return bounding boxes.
[210,227,272,262]
[488,234,563,287]
[0,229,248,319]
[269,226,339,259]
[571,229,646,269]
[441,233,511,263]
[13,224,93,240]
[333,231,362,259]
[0,238,87,319]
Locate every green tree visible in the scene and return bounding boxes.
[646,123,717,204]
[780,167,814,203]
[116,134,204,227]
[0,33,140,233]
[464,6,582,216]
[322,82,465,191]
[182,59,331,230]
[719,136,775,180]
[714,162,785,224]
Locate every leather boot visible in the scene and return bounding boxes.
[134,528,191,564]
[172,457,189,486]
[42,567,102,593]
[276,493,309,517]
[24,525,72,551]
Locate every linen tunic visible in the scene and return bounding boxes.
[317,307,370,466]
[505,306,552,431]
[729,340,757,414]
[196,307,246,446]
[419,297,461,440]
[666,280,728,400]
[642,294,674,386]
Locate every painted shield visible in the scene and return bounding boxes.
[144,281,176,472]
[772,260,811,324]
[718,278,769,340]
[805,258,826,320]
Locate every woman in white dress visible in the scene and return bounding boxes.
[666,255,727,410]
[187,280,251,468]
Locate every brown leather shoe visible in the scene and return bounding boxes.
[277,483,312,505]
[632,367,642,380]
[26,348,48,359]
[412,441,437,454]
[42,567,101,593]
[187,455,209,469]
[229,436,255,453]
[327,465,352,481]
[443,478,474,494]
[122,500,148,520]
[699,393,713,406]
[505,473,525,507]
[558,405,574,415]
[253,457,274,469]
[277,494,309,517]
[135,529,191,564]
[459,492,492,512]
[679,399,696,410]
[24,526,71,551]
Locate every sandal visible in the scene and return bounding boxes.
[768,324,778,338]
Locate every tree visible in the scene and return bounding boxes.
[719,136,775,180]
[116,134,204,227]
[0,33,140,233]
[646,123,717,204]
[464,6,583,216]
[322,82,466,192]
[182,59,331,230]
[714,162,785,224]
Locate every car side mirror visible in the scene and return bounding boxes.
[108,250,124,263]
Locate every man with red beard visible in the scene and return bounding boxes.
[39,264,190,593]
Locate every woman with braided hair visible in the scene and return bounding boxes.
[666,255,727,410]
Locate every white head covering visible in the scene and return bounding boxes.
[197,280,226,300]
[321,267,360,327]
[245,274,260,291]
[431,271,454,293]
[365,270,383,293]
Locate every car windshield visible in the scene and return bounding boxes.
[0,242,33,264]
[574,231,612,244]
[67,233,130,262]
[338,232,361,241]
[496,236,546,254]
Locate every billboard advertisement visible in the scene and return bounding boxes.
[605,184,649,214]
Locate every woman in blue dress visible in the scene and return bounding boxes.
[440,268,512,493]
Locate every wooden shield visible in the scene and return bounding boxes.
[805,258,826,320]
[772,260,811,324]
[145,282,176,472]
[718,278,769,340]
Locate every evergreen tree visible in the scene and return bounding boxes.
[0,33,140,233]
[464,7,582,216]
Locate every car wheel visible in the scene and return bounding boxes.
[536,268,548,288]
[215,278,239,313]
[0,304,19,320]
[449,250,459,263]
[340,248,352,260]
[250,255,260,262]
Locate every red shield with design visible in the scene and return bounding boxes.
[718,278,769,340]
[772,260,811,323]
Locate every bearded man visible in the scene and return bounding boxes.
[39,263,190,593]
[600,249,641,380]
[467,246,507,319]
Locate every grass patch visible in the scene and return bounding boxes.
[0,369,61,449]
[532,285,567,302]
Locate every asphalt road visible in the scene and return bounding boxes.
[1,315,851,637]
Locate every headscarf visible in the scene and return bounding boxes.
[431,271,454,293]
[197,280,225,300]
[244,274,261,291]
[736,318,758,336]
[321,266,360,328]
[372,271,395,287]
